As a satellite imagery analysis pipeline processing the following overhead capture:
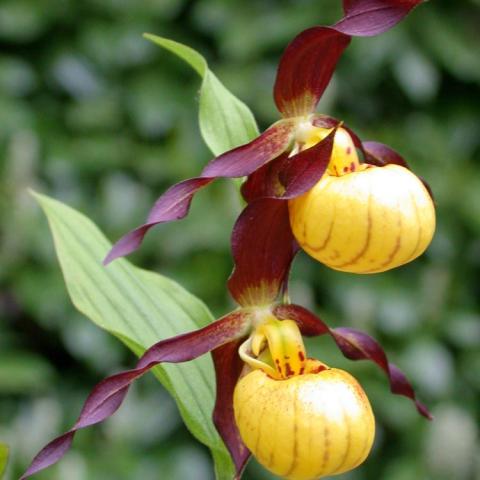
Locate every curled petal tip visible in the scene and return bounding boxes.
[22,313,250,478]
[274,304,430,419]
[336,0,424,36]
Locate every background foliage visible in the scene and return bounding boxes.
[1,0,479,479]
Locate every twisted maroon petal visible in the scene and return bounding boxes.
[274,304,432,419]
[228,199,298,306]
[21,312,251,479]
[274,0,423,117]
[201,120,295,177]
[212,339,250,477]
[336,0,424,36]
[105,121,295,264]
[362,141,410,168]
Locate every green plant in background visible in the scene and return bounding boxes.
[1,0,473,478]
[0,443,9,479]
[19,1,443,479]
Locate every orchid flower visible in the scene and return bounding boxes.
[104,0,433,272]
[23,1,435,479]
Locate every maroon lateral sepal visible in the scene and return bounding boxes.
[336,0,424,36]
[104,121,295,264]
[228,199,298,307]
[21,312,251,479]
[273,304,432,419]
[201,120,295,177]
[212,339,251,477]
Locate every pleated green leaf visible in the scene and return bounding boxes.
[34,192,235,480]
[0,443,8,479]
[144,33,259,156]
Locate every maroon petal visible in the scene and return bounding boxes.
[21,312,251,479]
[228,199,298,306]
[273,304,431,419]
[242,127,337,202]
[336,0,424,36]
[274,1,423,117]
[201,120,295,177]
[212,340,250,477]
[104,177,213,264]
[362,141,410,168]
[274,304,330,337]
[274,27,351,117]
[241,153,289,203]
[280,126,337,198]
[105,121,295,264]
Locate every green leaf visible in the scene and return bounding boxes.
[0,443,8,479]
[33,192,235,480]
[144,33,259,156]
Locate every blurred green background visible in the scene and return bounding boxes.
[1,0,479,479]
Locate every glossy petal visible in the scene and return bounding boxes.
[228,199,298,306]
[105,121,295,264]
[336,0,424,36]
[104,177,213,264]
[212,340,250,478]
[362,140,410,167]
[274,0,423,116]
[363,140,434,199]
[274,27,351,117]
[241,153,289,203]
[202,120,295,177]
[242,127,337,202]
[273,304,431,419]
[21,312,251,479]
[281,126,337,197]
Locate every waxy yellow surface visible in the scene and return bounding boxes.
[289,163,436,273]
[234,360,375,480]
